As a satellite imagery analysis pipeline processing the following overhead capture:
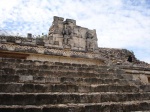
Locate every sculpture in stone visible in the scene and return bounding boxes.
[47,16,98,52]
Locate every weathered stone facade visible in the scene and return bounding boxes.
[98,48,150,67]
[0,16,150,112]
[0,17,104,66]
[47,16,98,51]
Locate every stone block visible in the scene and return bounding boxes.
[60,77,75,84]
[28,69,38,75]
[80,95,88,103]
[0,84,22,92]
[93,85,109,92]
[80,72,97,78]
[59,94,80,104]
[85,78,102,84]
[123,103,140,111]
[51,84,77,92]
[110,104,123,112]
[34,84,48,92]
[117,94,127,102]
[127,93,140,101]
[19,75,33,82]
[13,94,24,105]
[21,84,34,92]
[54,62,63,65]
[16,69,28,75]
[36,94,57,105]
[36,38,45,46]
[88,94,101,103]
[45,77,60,83]
[0,36,7,43]
[22,94,36,105]
[138,102,150,110]
[33,76,45,83]
[140,85,150,92]
[7,36,16,42]
[78,86,91,92]
[15,58,23,63]
[101,94,118,102]
[117,79,128,85]
[0,94,13,105]
[115,85,139,92]
[66,84,78,92]
[40,65,49,69]
[48,65,58,70]
[63,63,72,66]
[1,68,15,75]
[140,93,150,100]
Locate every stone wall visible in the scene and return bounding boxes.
[0,36,149,66]
[0,43,105,60]
[0,16,149,67]
[47,16,98,52]
[99,48,150,67]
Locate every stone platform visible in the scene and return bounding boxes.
[0,43,105,65]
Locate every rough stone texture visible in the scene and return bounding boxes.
[0,16,150,112]
[47,16,98,51]
[0,58,150,111]
[0,16,149,67]
[99,48,150,67]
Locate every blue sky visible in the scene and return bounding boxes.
[0,0,150,63]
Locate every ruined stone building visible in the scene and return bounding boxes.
[0,16,150,112]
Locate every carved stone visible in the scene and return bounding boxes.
[86,29,98,51]
[26,39,36,45]
[47,16,98,52]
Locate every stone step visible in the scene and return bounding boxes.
[0,64,114,75]
[0,83,139,93]
[119,65,150,71]
[15,70,115,77]
[0,60,87,68]
[84,100,150,112]
[0,100,150,112]
[0,58,107,69]
[0,74,128,85]
[0,92,149,105]
[0,59,115,74]
[0,58,112,71]
[0,63,92,72]
[48,77,128,85]
[140,85,150,92]
[0,69,120,79]
[0,75,19,82]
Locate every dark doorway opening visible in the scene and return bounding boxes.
[127,55,132,62]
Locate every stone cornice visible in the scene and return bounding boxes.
[0,40,106,62]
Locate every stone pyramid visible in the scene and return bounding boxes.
[0,16,150,112]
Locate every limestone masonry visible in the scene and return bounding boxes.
[48,16,98,51]
[0,16,150,111]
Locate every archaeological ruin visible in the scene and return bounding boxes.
[0,16,150,112]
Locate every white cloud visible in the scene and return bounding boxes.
[0,0,150,63]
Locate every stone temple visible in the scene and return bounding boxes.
[0,16,150,112]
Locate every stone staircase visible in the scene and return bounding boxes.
[0,58,150,112]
